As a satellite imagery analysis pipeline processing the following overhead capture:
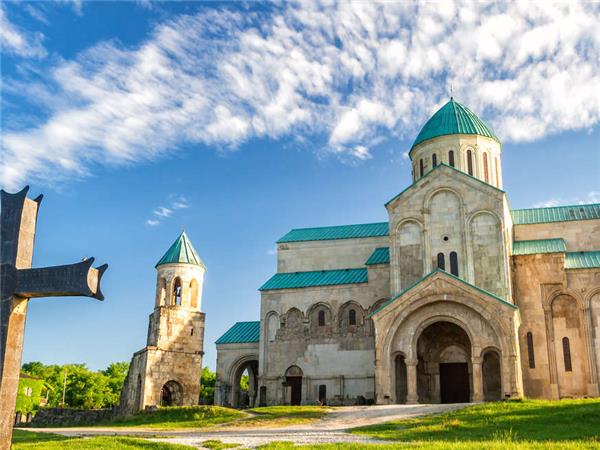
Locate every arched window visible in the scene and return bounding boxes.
[173,277,182,306]
[467,150,473,175]
[527,332,535,368]
[495,157,500,186]
[419,159,424,177]
[318,310,326,326]
[189,279,198,308]
[483,152,489,182]
[432,153,437,167]
[349,309,356,326]
[562,337,572,372]
[437,252,445,270]
[449,150,455,167]
[450,252,459,276]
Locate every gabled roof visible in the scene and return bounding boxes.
[216,321,260,344]
[385,163,503,208]
[513,239,566,255]
[369,269,516,318]
[260,268,367,291]
[512,203,600,225]
[156,231,205,268]
[366,247,390,265]
[565,251,600,269]
[277,222,388,243]
[411,98,500,151]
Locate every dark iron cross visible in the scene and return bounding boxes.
[0,186,107,449]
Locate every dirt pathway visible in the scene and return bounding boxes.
[22,403,470,448]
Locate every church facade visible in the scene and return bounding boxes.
[215,98,600,407]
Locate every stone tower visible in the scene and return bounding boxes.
[120,231,206,414]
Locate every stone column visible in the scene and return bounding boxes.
[472,357,484,402]
[406,360,419,404]
[544,309,560,399]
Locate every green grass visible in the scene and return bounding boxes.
[201,440,241,449]
[97,405,248,429]
[12,429,193,449]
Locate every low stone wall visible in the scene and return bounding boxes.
[27,407,116,427]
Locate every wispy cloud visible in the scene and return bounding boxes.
[2,2,600,189]
[531,191,600,208]
[0,4,46,58]
[146,195,190,227]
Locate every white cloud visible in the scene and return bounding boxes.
[146,195,189,226]
[0,4,46,58]
[531,191,600,208]
[531,198,561,208]
[2,1,600,189]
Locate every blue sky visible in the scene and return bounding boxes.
[1,1,599,371]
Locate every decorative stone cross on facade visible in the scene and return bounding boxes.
[0,187,108,449]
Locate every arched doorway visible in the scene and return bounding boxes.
[482,350,502,401]
[395,354,407,403]
[285,365,303,405]
[231,358,259,408]
[416,321,472,403]
[160,380,183,406]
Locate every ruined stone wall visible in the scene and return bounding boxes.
[258,266,390,405]
[277,235,389,273]
[214,342,259,407]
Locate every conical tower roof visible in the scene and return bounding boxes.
[411,98,500,150]
[155,231,205,268]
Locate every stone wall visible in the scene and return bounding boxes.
[28,408,115,427]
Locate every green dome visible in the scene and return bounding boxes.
[411,98,500,151]
[156,231,205,268]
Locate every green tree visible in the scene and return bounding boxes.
[200,366,216,405]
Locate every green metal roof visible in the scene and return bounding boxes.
[277,222,388,243]
[215,321,260,344]
[369,269,516,318]
[513,239,566,255]
[512,203,600,225]
[565,251,600,269]
[411,98,500,151]
[156,231,205,268]
[366,247,390,265]
[260,268,368,291]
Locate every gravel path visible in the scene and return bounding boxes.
[23,403,470,448]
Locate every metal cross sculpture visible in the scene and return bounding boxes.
[0,186,107,449]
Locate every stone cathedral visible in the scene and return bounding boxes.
[120,232,206,414]
[215,98,600,407]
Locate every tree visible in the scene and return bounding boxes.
[200,366,216,404]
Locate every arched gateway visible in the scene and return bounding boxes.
[372,271,522,404]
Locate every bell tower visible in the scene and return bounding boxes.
[119,231,207,414]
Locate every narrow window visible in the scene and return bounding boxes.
[562,337,572,372]
[419,159,424,177]
[173,278,182,305]
[432,153,437,167]
[495,157,500,186]
[349,309,356,326]
[437,252,445,270]
[527,332,535,368]
[467,150,473,175]
[449,150,455,167]
[191,328,194,336]
[318,310,325,327]
[450,252,459,276]
[483,153,489,182]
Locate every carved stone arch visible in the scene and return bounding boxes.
[339,300,365,334]
[393,219,426,292]
[367,298,390,336]
[423,187,465,211]
[467,210,505,296]
[228,354,259,408]
[308,302,333,335]
[467,209,502,224]
[547,289,586,311]
[189,278,199,308]
[585,287,600,309]
[171,276,182,306]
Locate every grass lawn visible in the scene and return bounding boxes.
[95,405,248,429]
[256,399,600,449]
[12,429,193,449]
